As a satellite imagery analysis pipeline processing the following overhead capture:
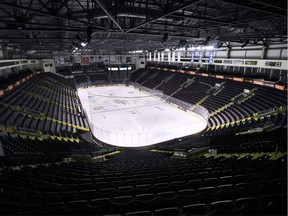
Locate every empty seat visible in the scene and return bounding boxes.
[97,187,115,198]
[257,194,284,215]
[126,210,151,216]
[154,207,180,215]
[154,182,172,193]
[115,186,135,196]
[178,189,202,206]
[38,202,65,215]
[198,186,223,203]
[61,191,78,202]
[183,203,212,216]
[156,191,180,208]
[87,198,111,215]
[111,196,135,214]
[135,193,157,211]
[210,200,234,215]
[42,192,61,202]
[135,184,153,194]
[234,197,258,215]
[79,190,97,201]
[65,200,88,214]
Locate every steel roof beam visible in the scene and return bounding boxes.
[150,15,281,32]
[0,27,86,32]
[219,0,286,17]
[94,0,124,33]
[0,19,86,29]
[169,13,230,24]
[249,0,287,11]
[125,0,202,33]
[0,2,111,30]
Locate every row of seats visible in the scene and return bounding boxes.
[130,68,287,135]
[145,63,287,83]
[0,149,286,215]
[1,193,286,215]
[0,68,33,90]
[155,128,287,153]
[0,135,93,155]
[0,134,101,166]
[0,73,89,138]
[74,72,109,88]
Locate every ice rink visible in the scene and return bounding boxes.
[77,85,207,147]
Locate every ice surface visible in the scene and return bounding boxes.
[77,86,207,147]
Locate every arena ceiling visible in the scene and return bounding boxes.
[0,0,286,56]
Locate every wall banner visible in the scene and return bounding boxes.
[265,61,282,67]
[208,51,215,64]
[233,60,244,65]
[199,51,203,63]
[223,60,232,64]
[190,51,195,63]
[59,57,64,65]
[81,56,90,65]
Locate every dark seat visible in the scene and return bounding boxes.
[135,184,153,194]
[210,200,234,215]
[135,193,157,211]
[183,203,213,216]
[111,196,135,214]
[178,189,202,206]
[234,197,258,215]
[115,186,135,196]
[153,182,172,193]
[97,187,115,198]
[257,194,284,215]
[198,187,221,203]
[154,207,180,215]
[63,183,78,191]
[65,200,88,214]
[79,183,94,191]
[217,184,234,200]
[126,210,152,216]
[171,180,190,191]
[38,202,65,215]
[42,192,61,202]
[79,189,97,200]
[61,191,78,202]
[156,191,180,208]
[234,182,254,198]
[87,198,112,215]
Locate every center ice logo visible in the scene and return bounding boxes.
[114,99,128,105]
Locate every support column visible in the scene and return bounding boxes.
[226,47,231,59]
[261,45,268,59]
[0,48,3,60]
[157,52,161,62]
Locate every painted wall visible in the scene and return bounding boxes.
[147,43,287,71]
[0,50,3,60]
[135,58,146,69]
[72,53,144,65]
[27,60,42,71]
[0,59,43,82]
[42,59,56,73]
